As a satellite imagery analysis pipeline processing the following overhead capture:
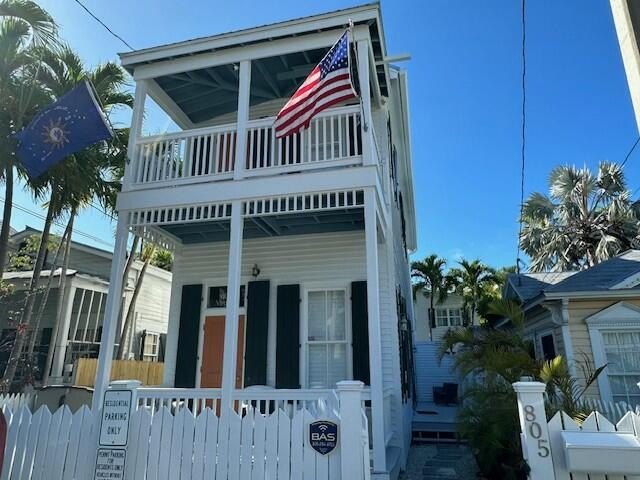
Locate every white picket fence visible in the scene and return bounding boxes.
[0,394,33,412]
[0,383,370,480]
[514,381,640,479]
[578,397,640,424]
[1,405,96,480]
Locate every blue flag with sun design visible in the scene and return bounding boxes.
[15,80,113,179]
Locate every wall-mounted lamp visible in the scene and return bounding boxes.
[251,264,261,279]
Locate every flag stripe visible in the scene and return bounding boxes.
[275,82,355,135]
[274,70,352,126]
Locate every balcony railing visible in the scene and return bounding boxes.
[129,105,362,189]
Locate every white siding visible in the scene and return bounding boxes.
[163,230,367,387]
[414,293,466,343]
[414,341,458,404]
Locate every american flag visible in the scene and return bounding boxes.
[274,31,358,138]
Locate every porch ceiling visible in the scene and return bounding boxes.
[154,47,329,124]
[159,208,363,244]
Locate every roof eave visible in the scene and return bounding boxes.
[119,3,381,69]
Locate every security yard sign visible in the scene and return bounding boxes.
[309,420,338,455]
[100,389,132,446]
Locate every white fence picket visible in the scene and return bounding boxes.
[251,409,266,480]
[134,408,152,479]
[30,406,51,480]
[180,409,196,480]
[228,412,242,480]
[191,409,207,480]
[202,409,218,480]
[303,410,317,480]
[12,406,33,480]
[146,405,164,480]
[290,409,304,480]
[168,407,185,480]
[265,411,278,480]
[277,409,291,480]
[239,411,253,480]
[157,407,174,480]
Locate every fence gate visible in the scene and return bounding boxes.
[513,381,640,479]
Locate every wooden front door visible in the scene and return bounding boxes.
[200,315,245,388]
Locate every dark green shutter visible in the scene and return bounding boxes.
[244,280,270,386]
[275,284,300,389]
[175,284,202,388]
[351,281,370,385]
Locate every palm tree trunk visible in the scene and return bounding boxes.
[2,194,56,387]
[428,294,434,342]
[117,253,150,360]
[114,234,139,358]
[27,211,73,356]
[0,167,14,280]
[42,210,74,384]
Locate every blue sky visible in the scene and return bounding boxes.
[5,0,639,267]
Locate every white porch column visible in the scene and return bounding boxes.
[220,200,244,411]
[49,284,77,381]
[357,39,374,165]
[92,215,130,411]
[234,60,251,180]
[364,188,385,473]
[122,80,148,190]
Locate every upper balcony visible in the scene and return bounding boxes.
[117,4,392,213]
[127,105,364,190]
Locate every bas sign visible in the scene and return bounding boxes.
[309,420,338,455]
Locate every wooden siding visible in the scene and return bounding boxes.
[164,231,367,388]
[568,298,640,398]
[67,248,111,279]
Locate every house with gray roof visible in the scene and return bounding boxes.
[503,250,640,405]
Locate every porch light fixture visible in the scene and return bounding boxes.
[251,264,261,279]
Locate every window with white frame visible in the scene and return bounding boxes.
[142,331,160,362]
[305,289,349,389]
[435,308,462,327]
[601,331,640,405]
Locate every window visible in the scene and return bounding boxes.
[142,331,160,362]
[435,308,462,327]
[305,289,349,389]
[540,334,556,361]
[207,285,245,308]
[601,331,640,404]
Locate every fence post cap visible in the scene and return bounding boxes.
[512,381,547,393]
[336,381,365,391]
[108,380,142,390]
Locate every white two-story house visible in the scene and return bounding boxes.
[93,5,417,478]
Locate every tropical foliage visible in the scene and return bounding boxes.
[441,299,605,479]
[520,162,640,272]
[448,259,497,326]
[411,255,451,340]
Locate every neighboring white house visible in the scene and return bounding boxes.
[1,226,172,384]
[90,4,417,478]
[412,293,464,410]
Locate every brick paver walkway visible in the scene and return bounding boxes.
[400,443,479,480]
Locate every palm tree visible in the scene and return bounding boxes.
[117,243,156,360]
[2,46,131,387]
[520,162,640,272]
[0,1,57,281]
[447,259,496,326]
[411,254,450,341]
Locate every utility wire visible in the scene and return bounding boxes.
[621,135,640,168]
[71,0,135,51]
[0,199,115,248]
[516,0,527,275]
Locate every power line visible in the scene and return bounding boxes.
[0,199,115,248]
[71,0,135,51]
[621,135,640,168]
[516,0,527,275]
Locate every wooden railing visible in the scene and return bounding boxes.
[129,105,363,189]
[136,386,372,419]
